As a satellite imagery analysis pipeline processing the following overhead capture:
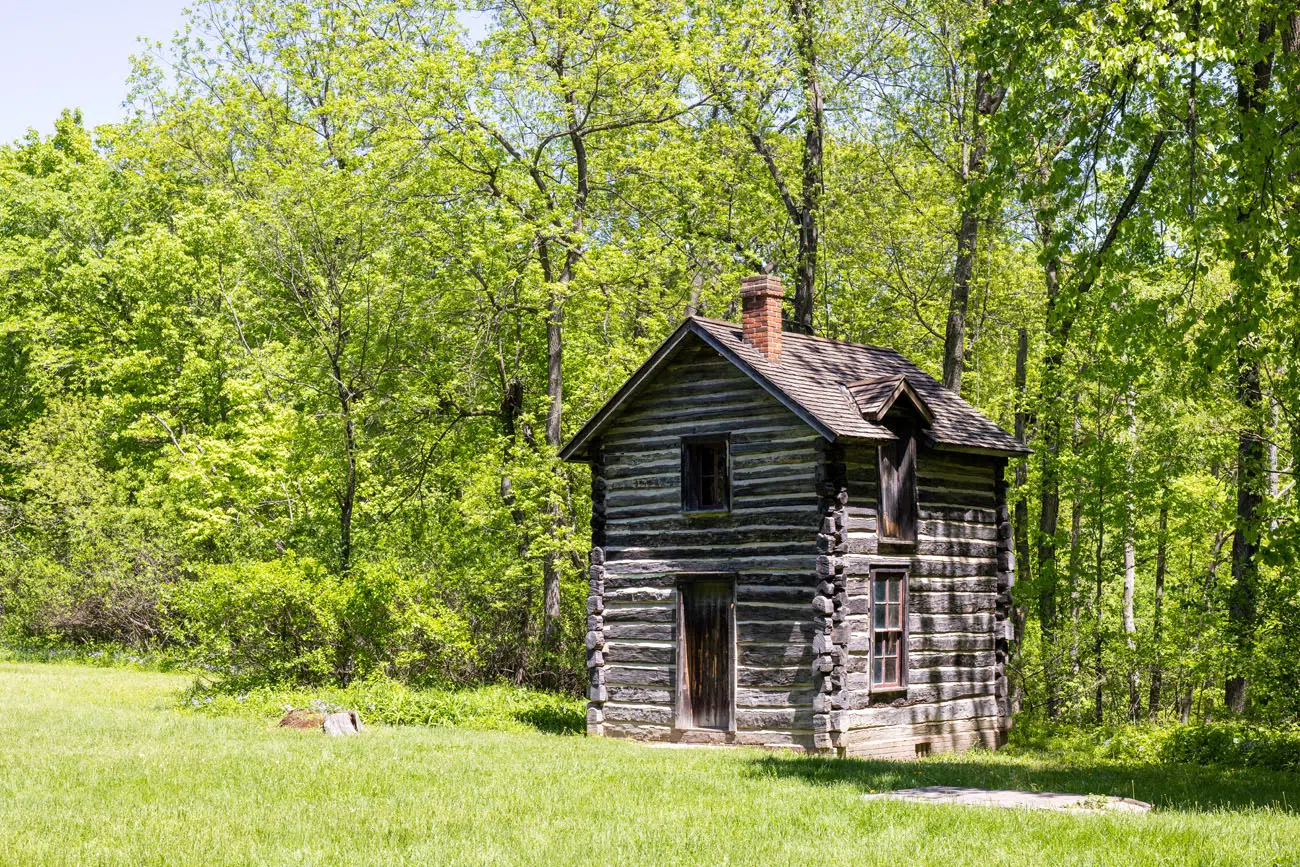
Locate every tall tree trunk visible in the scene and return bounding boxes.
[542,293,565,643]
[1148,502,1168,720]
[1035,215,1063,721]
[789,0,823,335]
[1226,357,1263,713]
[1068,412,1084,679]
[1122,398,1140,721]
[1011,327,1031,716]
[1122,524,1139,720]
[1093,489,1106,726]
[1225,15,1277,716]
[941,63,1001,393]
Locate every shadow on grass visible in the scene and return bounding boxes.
[746,751,1300,814]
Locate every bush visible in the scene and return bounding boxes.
[180,675,585,735]
[164,555,479,688]
[1162,723,1300,774]
[0,554,169,651]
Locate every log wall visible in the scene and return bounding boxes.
[833,445,1008,759]
[587,337,824,749]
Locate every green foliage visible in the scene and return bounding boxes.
[2,0,1298,726]
[1163,724,1300,775]
[180,675,585,735]
[165,556,477,688]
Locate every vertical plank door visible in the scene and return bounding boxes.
[680,580,734,730]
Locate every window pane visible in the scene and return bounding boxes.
[873,600,886,630]
[884,656,897,685]
[874,579,888,603]
[872,654,883,684]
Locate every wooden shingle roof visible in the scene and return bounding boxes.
[560,317,1028,461]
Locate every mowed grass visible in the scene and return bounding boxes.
[2,664,1299,866]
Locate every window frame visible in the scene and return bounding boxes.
[681,435,731,514]
[877,422,919,544]
[868,565,909,693]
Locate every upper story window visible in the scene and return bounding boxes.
[682,437,730,512]
[878,420,918,542]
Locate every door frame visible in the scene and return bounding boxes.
[673,572,737,736]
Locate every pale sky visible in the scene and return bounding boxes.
[1,0,189,143]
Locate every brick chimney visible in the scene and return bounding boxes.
[741,274,784,362]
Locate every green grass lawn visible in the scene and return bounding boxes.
[2,663,1299,866]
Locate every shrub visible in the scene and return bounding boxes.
[163,555,479,688]
[1162,723,1300,774]
[180,675,585,735]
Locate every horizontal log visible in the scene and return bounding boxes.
[739,643,817,667]
[843,592,992,617]
[606,526,819,549]
[888,651,995,671]
[608,542,817,561]
[918,520,998,542]
[604,643,675,665]
[739,621,817,643]
[736,687,816,708]
[738,666,813,688]
[601,722,673,742]
[737,707,815,730]
[736,585,816,604]
[833,696,999,731]
[605,623,674,641]
[607,686,672,705]
[845,555,996,578]
[838,681,996,710]
[736,603,815,622]
[606,556,818,577]
[838,718,1001,758]
[603,703,675,725]
[841,663,994,684]
[604,587,676,603]
[919,506,998,525]
[602,605,675,623]
[604,665,675,687]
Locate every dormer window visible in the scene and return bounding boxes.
[843,374,930,545]
[878,419,918,542]
[682,437,730,512]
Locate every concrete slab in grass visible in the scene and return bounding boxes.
[862,786,1151,814]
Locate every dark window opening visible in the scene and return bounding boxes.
[871,568,908,691]
[682,439,730,512]
[878,422,918,542]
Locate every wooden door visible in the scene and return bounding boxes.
[678,580,733,730]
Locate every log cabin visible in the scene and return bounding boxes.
[560,274,1027,759]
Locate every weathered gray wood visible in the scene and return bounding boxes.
[738,643,816,666]
[604,665,676,687]
[607,686,674,705]
[604,622,674,641]
[604,642,675,665]
[735,585,815,604]
[737,708,815,730]
[736,687,816,708]
[603,703,675,725]
[601,605,676,623]
[833,696,1000,731]
[736,602,814,621]
[739,621,817,643]
[737,666,813,688]
[844,592,992,616]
